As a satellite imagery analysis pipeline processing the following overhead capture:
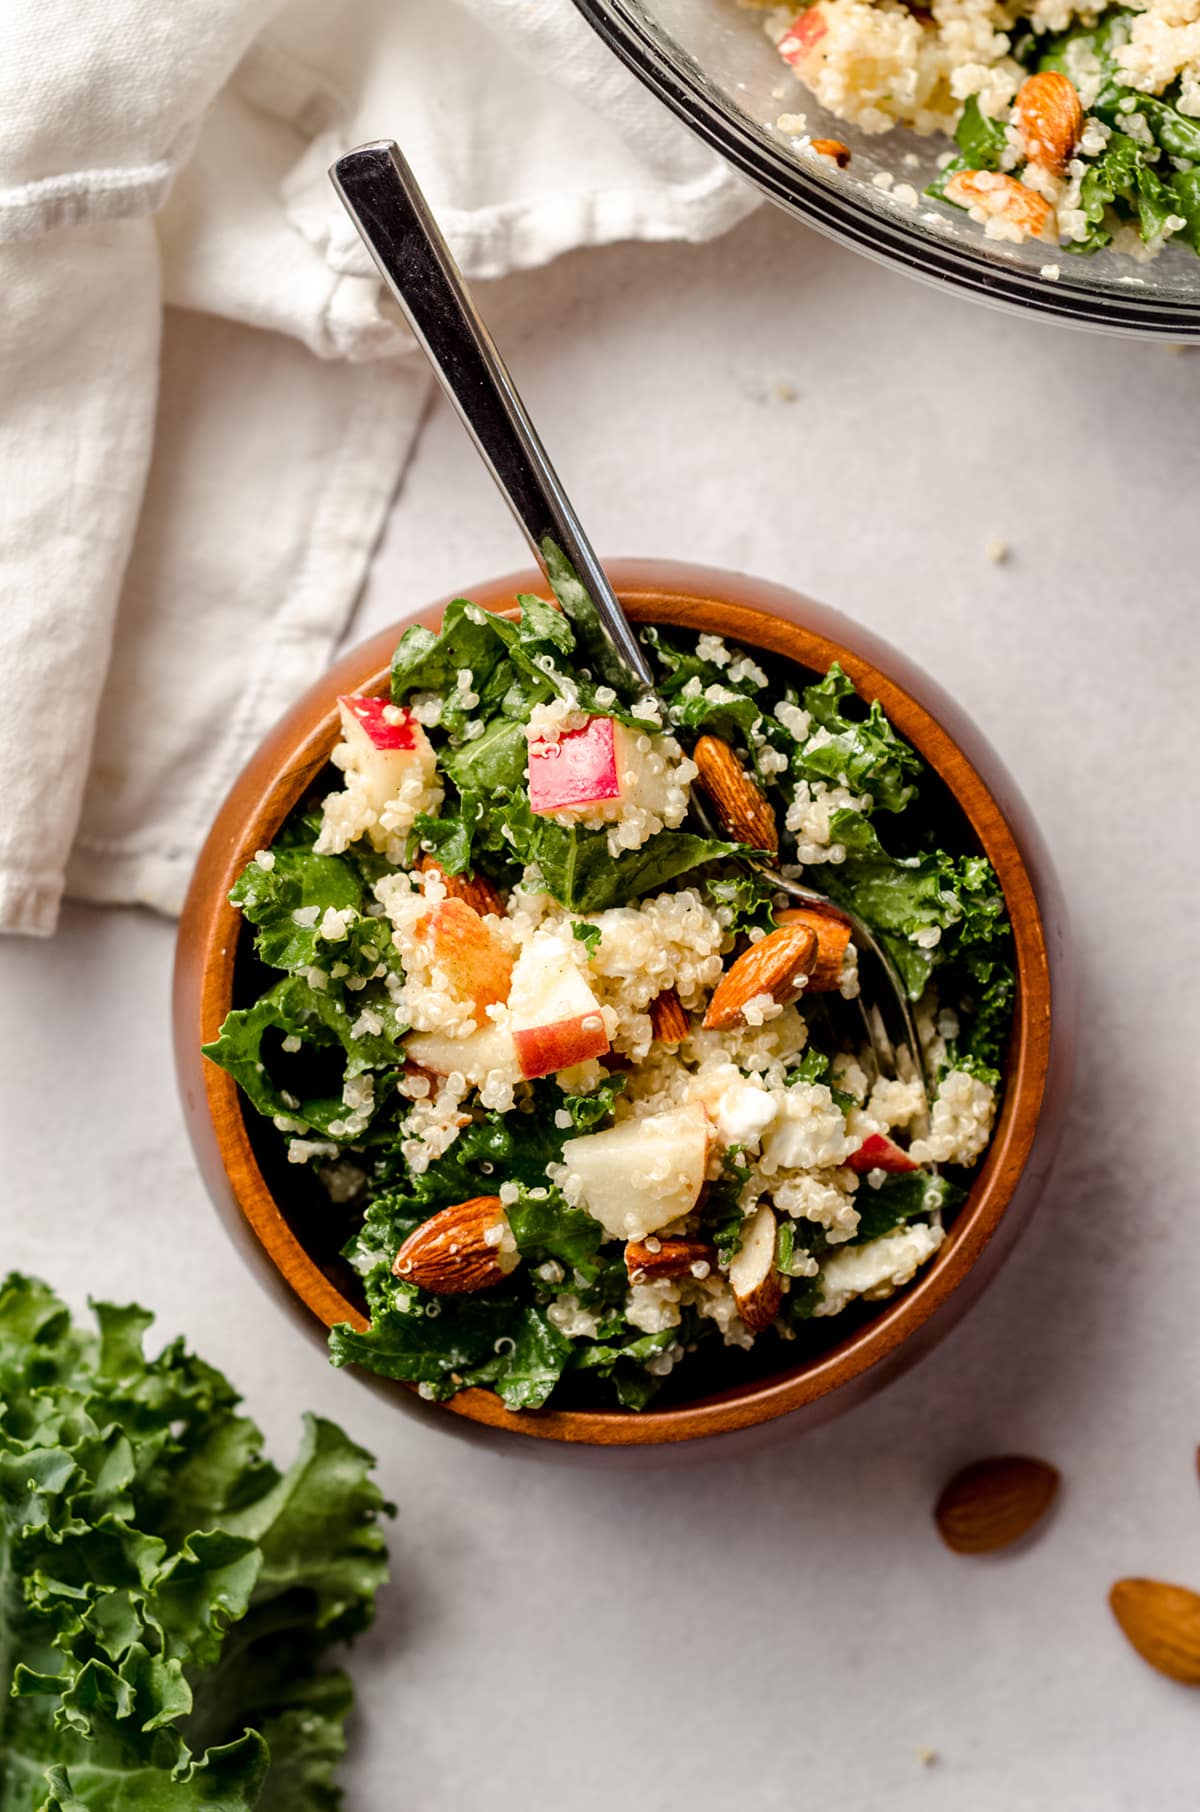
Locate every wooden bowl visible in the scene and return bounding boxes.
[175,562,1074,1449]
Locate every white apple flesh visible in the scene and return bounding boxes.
[562,1102,710,1242]
[405,1021,518,1086]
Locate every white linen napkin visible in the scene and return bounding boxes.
[0,0,756,935]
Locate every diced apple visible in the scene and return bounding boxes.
[405,1021,518,1085]
[728,1203,784,1333]
[417,898,513,1020]
[845,1132,920,1175]
[777,6,827,68]
[527,715,620,815]
[337,694,437,816]
[562,1103,710,1243]
[526,714,674,823]
[508,931,610,1080]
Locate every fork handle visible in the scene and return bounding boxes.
[330,139,655,694]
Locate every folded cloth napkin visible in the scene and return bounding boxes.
[0,0,756,935]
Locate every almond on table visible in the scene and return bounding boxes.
[1110,1579,1200,1685]
[934,1456,1060,1553]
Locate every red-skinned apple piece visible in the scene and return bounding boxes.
[527,716,621,815]
[778,6,827,66]
[337,694,437,815]
[508,931,610,1080]
[844,1132,920,1175]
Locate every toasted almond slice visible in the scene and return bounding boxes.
[649,987,690,1046]
[728,1203,783,1332]
[416,852,506,918]
[772,905,853,992]
[625,1237,717,1283]
[943,169,1054,241]
[811,137,851,168]
[702,924,819,1031]
[1015,71,1083,175]
[392,1196,517,1294]
[1110,1579,1200,1685]
[934,1455,1060,1553]
[693,735,779,858]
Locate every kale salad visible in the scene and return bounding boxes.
[759,2,1200,263]
[205,560,1014,1414]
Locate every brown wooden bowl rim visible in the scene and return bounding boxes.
[175,563,1054,1447]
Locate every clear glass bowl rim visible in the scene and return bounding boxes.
[573,0,1200,339]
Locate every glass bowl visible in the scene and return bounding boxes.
[573,0,1200,337]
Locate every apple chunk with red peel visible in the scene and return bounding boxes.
[728,1202,783,1332]
[562,1103,710,1242]
[337,694,438,816]
[844,1132,920,1175]
[508,931,610,1081]
[777,5,827,68]
[527,715,620,815]
[527,714,671,821]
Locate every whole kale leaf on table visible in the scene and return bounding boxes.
[0,1274,391,1810]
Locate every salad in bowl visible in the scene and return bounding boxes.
[201,561,1016,1418]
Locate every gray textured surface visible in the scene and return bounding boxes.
[5,206,1200,1808]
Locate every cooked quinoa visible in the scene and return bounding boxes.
[205,569,1014,1413]
[748,0,1200,259]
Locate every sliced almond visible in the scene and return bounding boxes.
[1110,1579,1200,1685]
[728,1203,783,1332]
[811,137,851,168]
[625,1237,716,1283]
[693,735,779,859]
[416,852,505,918]
[934,1455,1059,1553]
[648,987,690,1047]
[773,905,853,992]
[944,169,1054,241]
[392,1195,517,1294]
[1015,71,1083,175]
[702,923,819,1031]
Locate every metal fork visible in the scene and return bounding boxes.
[330,140,930,1116]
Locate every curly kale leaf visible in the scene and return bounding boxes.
[821,811,1009,1000]
[0,1276,389,1811]
[780,665,922,815]
[202,977,402,1139]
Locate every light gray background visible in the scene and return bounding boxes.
[5,205,1199,1808]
